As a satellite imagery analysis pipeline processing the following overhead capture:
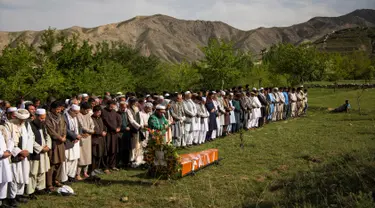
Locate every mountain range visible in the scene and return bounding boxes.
[0,9,374,62]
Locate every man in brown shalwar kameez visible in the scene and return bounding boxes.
[101,101,121,173]
[91,106,107,175]
[45,101,66,192]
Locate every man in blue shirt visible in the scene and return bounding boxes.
[282,87,290,119]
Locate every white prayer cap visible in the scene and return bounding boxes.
[65,99,70,105]
[164,93,170,97]
[220,91,226,96]
[230,92,234,96]
[185,91,191,95]
[252,87,257,91]
[212,91,217,94]
[7,107,17,113]
[273,87,279,91]
[119,101,127,105]
[36,108,46,115]
[71,104,80,111]
[259,87,264,91]
[144,102,153,109]
[159,96,164,100]
[82,93,89,97]
[146,94,150,98]
[202,97,207,102]
[116,92,123,96]
[14,109,30,120]
[155,104,166,110]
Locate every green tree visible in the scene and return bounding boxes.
[263,43,326,86]
[194,38,253,89]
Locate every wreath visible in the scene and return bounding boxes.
[144,129,181,179]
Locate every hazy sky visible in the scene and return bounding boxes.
[0,0,374,31]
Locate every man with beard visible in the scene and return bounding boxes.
[0,122,12,208]
[45,101,66,192]
[148,105,168,136]
[27,109,51,198]
[257,88,268,127]
[62,104,82,183]
[4,109,35,206]
[183,91,198,147]
[126,98,142,167]
[76,103,95,180]
[26,104,36,122]
[102,101,121,173]
[91,106,107,175]
[170,94,185,148]
[117,101,131,168]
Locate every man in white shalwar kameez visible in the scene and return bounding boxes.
[289,88,298,118]
[0,128,12,207]
[212,92,220,139]
[4,109,34,205]
[183,91,198,146]
[61,104,81,183]
[27,109,51,197]
[192,98,202,145]
[217,92,226,137]
[277,89,286,121]
[249,92,262,128]
[197,97,209,144]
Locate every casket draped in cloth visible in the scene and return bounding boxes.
[179,149,219,177]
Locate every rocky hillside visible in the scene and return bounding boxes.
[0,9,374,62]
[314,27,375,55]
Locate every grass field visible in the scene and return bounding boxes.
[306,80,374,85]
[24,88,375,208]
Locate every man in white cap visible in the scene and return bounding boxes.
[4,109,35,206]
[0,124,12,207]
[289,88,298,118]
[62,104,82,183]
[296,86,304,116]
[148,105,168,136]
[5,107,17,123]
[183,91,198,147]
[76,103,95,180]
[82,94,89,103]
[27,109,51,197]
[249,92,262,129]
[170,94,186,147]
[216,91,226,137]
[197,97,209,144]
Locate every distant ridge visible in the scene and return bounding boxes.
[0,9,374,62]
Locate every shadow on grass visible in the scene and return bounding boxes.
[242,151,375,207]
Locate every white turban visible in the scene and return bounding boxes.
[14,109,30,120]
[36,108,46,115]
[144,102,153,109]
[71,104,80,111]
[7,107,17,113]
[155,105,166,110]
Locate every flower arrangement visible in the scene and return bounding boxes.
[144,129,181,179]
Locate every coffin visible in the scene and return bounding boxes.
[179,149,219,177]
